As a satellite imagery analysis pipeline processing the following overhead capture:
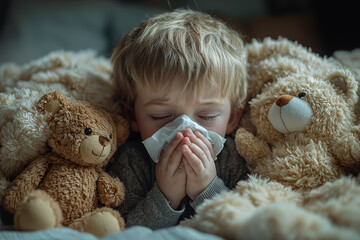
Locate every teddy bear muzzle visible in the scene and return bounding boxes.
[80,135,112,164]
[267,94,313,134]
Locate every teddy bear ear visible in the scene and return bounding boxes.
[37,91,68,117]
[327,69,358,105]
[112,114,130,147]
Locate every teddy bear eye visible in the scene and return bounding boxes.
[298,92,306,99]
[84,128,92,136]
[109,134,112,140]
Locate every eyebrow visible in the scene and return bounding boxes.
[144,98,170,107]
[144,98,226,107]
[196,99,226,106]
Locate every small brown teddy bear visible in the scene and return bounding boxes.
[2,91,130,237]
[0,50,115,202]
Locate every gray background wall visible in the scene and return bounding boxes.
[0,0,358,64]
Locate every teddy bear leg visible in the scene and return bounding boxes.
[14,190,63,231]
[69,207,125,237]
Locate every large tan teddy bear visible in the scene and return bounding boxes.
[0,50,116,201]
[2,91,129,237]
[238,37,360,184]
[182,38,360,239]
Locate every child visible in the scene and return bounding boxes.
[107,9,249,229]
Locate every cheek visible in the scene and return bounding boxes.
[207,102,232,137]
[139,126,156,140]
[207,124,227,137]
[203,117,230,137]
[137,118,164,140]
[133,108,153,140]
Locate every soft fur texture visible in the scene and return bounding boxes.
[2,91,129,237]
[0,50,116,201]
[239,37,360,184]
[182,38,360,239]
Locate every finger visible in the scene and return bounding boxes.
[183,157,195,176]
[194,130,215,160]
[159,132,184,166]
[184,129,213,163]
[182,144,204,175]
[184,137,210,168]
[178,160,185,170]
[167,142,186,174]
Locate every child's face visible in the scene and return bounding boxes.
[131,82,239,140]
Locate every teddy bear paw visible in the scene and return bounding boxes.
[235,128,271,165]
[14,197,58,231]
[82,208,125,237]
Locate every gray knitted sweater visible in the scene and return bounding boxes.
[106,133,249,230]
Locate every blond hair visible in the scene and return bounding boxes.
[111,9,247,111]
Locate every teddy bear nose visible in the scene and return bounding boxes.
[99,136,110,146]
[276,95,293,107]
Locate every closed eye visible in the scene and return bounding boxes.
[150,115,172,121]
[199,114,219,121]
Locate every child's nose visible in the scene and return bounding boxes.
[182,113,196,122]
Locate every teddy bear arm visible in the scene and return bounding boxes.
[235,128,271,165]
[97,170,125,207]
[332,126,360,174]
[2,156,49,213]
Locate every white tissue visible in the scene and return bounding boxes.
[142,114,226,163]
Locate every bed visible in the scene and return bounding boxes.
[1,1,359,239]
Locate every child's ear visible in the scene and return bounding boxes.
[226,107,244,134]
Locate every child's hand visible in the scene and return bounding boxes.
[156,132,187,210]
[182,128,216,200]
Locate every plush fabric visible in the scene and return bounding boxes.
[182,38,360,240]
[0,50,116,201]
[2,91,129,237]
[1,40,359,239]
